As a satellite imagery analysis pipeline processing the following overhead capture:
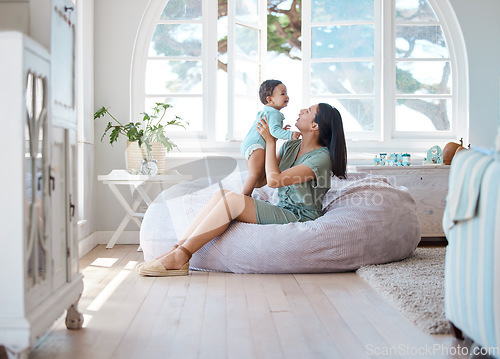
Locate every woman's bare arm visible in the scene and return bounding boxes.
[262,140,315,187]
[257,117,316,188]
[254,147,282,188]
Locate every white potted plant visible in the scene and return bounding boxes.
[94,102,187,175]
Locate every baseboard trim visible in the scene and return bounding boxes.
[96,231,140,246]
[78,232,99,258]
[78,231,140,257]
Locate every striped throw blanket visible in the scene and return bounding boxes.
[443,130,500,353]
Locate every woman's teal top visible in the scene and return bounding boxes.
[276,140,332,221]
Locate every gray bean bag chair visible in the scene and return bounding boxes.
[140,171,421,273]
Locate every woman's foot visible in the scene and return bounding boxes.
[155,243,182,260]
[137,245,192,277]
[158,247,190,270]
[136,243,182,271]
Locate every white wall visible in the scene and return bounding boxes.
[92,0,500,237]
[0,2,29,34]
[93,0,151,233]
[449,0,500,147]
[29,0,51,49]
[0,0,51,48]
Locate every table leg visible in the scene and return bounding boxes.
[106,184,143,248]
[135,183,153,206]
[134,183,153,252]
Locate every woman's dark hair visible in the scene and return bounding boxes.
[315,103,347,179]
[259,79,283,105]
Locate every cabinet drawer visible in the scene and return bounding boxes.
[394,174,448,236]
[355,165,450,237]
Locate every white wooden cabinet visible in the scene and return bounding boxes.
[0,30,82,358]
[51,0,77,129]
[355,165,450,238]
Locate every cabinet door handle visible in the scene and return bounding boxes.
[69,195,75,220]
[49,166,55,196]
[64,6,74,12]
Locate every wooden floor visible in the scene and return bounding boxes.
[30,245,469,359]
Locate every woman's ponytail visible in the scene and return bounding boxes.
[315,103,347,179]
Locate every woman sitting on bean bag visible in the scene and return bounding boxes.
[136,103,347,276]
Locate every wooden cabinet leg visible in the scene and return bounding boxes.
[65,300,84,330]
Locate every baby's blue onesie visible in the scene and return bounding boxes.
[240,106,293,159]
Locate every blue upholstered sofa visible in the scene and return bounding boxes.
[443,131,500,357]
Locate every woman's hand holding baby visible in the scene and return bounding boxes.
[256,116,275,143]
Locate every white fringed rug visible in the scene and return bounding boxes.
[356,247,451,334]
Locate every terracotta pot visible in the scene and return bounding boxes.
[443,138,463,165]
[126,141,167,174]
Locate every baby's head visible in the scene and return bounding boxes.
[259,79,284,105]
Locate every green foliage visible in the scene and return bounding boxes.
[267,14,292,56]
[94,102,187,157]
[396,67,422,94]
[266,0,301,59]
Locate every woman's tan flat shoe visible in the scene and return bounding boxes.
[135,243,181,271]
[137,244,192,277]
[138,260,190,277]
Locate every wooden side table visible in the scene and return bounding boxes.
[354,165,450,238]
[98,169,192,248]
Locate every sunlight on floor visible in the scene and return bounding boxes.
[90,257,119,267]
[86,260,138,312]
[82,313,93,328]
[123,260,138,270]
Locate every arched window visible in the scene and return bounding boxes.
[132,0,467,153]
[144,0,205,135]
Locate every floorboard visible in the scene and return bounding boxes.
[30,245,469,359]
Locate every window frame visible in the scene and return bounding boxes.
[227,0,268,141]
[131,0,468,154]
[391,0,454,140]
[302,0,383,141]
[376,0,468,152]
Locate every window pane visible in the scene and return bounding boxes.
[160,0,202,20]
[314,98,375,131]
[150,24,202,57]
[235,61,259,96]
[145,60,202,94]
[396,26,448,58]
[216,66,228,141]
[311,0,374,22]
[233,96,259,139]
[311,62,374,95]
[395,0,438,22]
[267,0,302,60]
[145,97,203,132]
[312,25,374,58]
[235,25,259,60]
[396,61,451,94]
[395,99,451,131]
[236,0,258,25]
